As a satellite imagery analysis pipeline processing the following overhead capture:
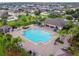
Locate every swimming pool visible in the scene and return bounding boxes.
[22,28,52,42]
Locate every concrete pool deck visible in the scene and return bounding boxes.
[10,25,70,56]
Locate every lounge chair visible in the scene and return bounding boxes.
[22,26,29,29]
[32,52,36,56]
[46,24,49,27]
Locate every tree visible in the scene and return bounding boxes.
[75,8,79,14]
[2,14,8,25]
[72,13,79,19]
[66,10,75,15]
[68,33,79,56]
[68,26,79,34]
[5,34,12,41]
[48,14,60,18]
[1,12,8,33]
[58,29,68,36]
[66,16,73,20]
[65,21,75,29]
[77,17,79,22]
[0,32,32,56]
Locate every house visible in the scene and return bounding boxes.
[0,10,8,18]
[44,18,66,29]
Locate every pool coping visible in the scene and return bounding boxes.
[19,25,58,45]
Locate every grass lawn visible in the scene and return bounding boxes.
[0,21,3,27]
[7,21,16,27]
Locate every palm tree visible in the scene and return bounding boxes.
[2,16,7,25]
[68,26,79,35]
[1,13,8,33]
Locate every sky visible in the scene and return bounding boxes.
[0,0,79,2]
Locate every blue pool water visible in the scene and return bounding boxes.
[22,28,52,42]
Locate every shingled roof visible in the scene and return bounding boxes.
[44,18,66,27]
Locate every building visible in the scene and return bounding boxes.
[44,18,66,29]
[0,10,8,18]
